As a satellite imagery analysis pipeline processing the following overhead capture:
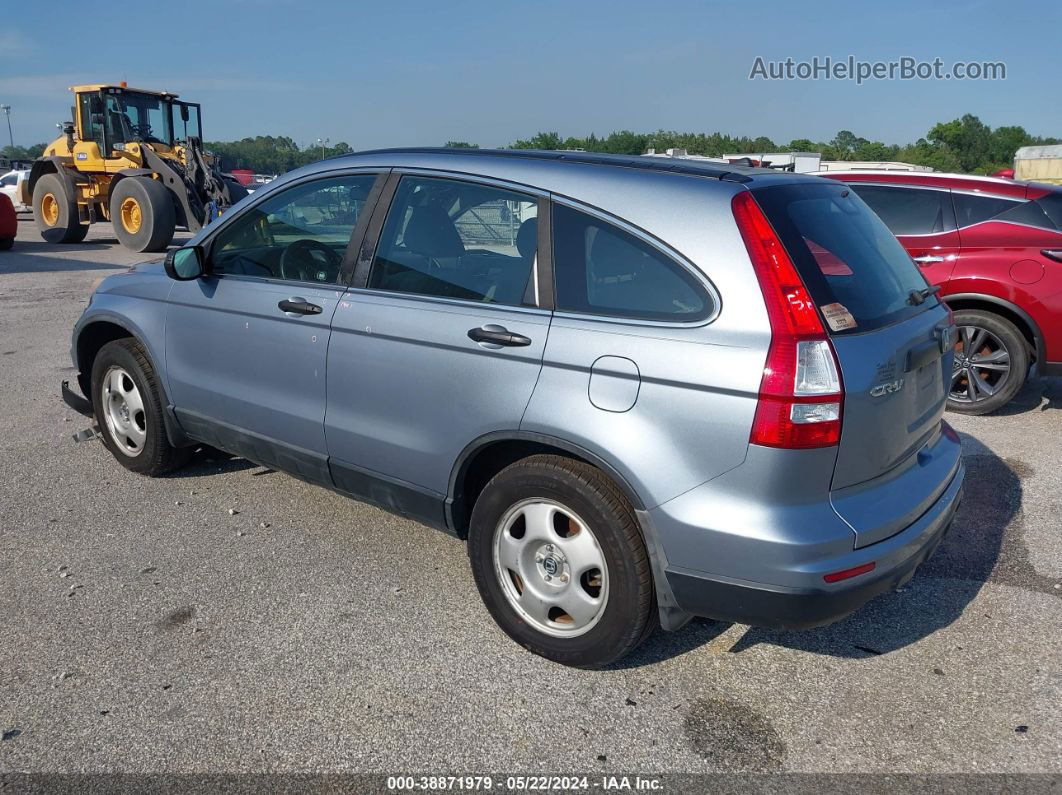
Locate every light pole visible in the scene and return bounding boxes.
[316,137,329,161]
[0,105,12,153]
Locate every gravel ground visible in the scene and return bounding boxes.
[1,217,1060,776]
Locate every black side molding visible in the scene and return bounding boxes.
[61,380,93,417]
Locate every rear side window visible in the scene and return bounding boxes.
[752,183,935,333]
[953,191,1060,232]
[952,193,1022,228]
[369,176,538,307]
[849,185,950,235]
[552,204,710,321]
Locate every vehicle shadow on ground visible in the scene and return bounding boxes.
[989,375,1062,416]
[611,436,1020,667]
[0,245,129,273]
[161,446,258,478]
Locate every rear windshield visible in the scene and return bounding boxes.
[752,182,937,333]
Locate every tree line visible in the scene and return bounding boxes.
[4,114,1056,176]
[503,115,1058,175]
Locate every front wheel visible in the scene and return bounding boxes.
[109,177,175,252]
[947,309,1029,415]
[468,455,656,668]
[91,339,190,475]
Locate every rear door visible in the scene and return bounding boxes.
[847,183,961,286]
[324,173,550,523]
[752,183,956,546]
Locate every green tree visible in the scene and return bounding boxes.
[2,143,47,160]
[444,141,479,148]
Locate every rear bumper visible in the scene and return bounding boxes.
[664,461,964,630]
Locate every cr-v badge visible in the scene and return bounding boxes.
[870,378,905,397]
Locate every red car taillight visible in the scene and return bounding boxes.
[732,191,844,449]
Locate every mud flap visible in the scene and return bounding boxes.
[635,507,694,631]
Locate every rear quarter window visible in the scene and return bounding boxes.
[953,191,1061,232]
[552,203,712,322]
[752,182,936,333]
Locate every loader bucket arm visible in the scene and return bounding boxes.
[141,145,207,233]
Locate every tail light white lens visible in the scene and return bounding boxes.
[794,340,841,396]
[790,402,841,424]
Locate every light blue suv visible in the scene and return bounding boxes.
[64,149,964,667]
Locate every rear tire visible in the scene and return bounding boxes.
[33,172,89,243]
[91,338,190,476]
[468,454,656,668]
[947,309,1029,415]
[109,177,175,253]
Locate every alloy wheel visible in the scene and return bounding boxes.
[950,324,1011,405]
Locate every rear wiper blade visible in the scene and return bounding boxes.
[908,285,942,306]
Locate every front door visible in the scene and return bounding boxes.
[165,172,380,482]
[325,174,549,524]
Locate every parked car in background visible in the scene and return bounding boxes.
[821,170,1062,414]
[0,193,16,249]
[63,149,962,667]
[0,169,30,212]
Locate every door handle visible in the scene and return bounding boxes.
[278,298,322,315]
[1041,249,1062,263]
[467,326,532,347]
[913,255,945,265]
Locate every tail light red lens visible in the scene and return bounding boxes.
[732,191,844,449]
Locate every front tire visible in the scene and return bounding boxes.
[468,455,656,668]
[948,309,1029,415]
[109,177,175,253]
[91,339,189,475]
[33,172,89,243]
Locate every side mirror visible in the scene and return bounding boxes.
[164,246,206,280]
[180,104,190,122]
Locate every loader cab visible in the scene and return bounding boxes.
[75,86,182,156]
[171,101,202,144]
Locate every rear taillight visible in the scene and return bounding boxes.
[732,191,844,449]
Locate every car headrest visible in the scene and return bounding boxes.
[516,218,537,260]
[589,227,640,278]
[403,205,465,257]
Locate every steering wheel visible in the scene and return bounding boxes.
[279,239,342,283]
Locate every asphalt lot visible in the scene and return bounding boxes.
[1,216,1060,776]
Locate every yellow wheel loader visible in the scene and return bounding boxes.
[21,84,247,252]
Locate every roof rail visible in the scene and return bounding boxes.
[344,147,758,183]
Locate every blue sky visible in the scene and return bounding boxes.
[1,0,1057,150]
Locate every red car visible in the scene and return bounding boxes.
[0,193,15,250]
[820,170,1062,414]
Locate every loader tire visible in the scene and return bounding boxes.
[223,179,249,205]
[33,173,89,244]
[110,177,175,253]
